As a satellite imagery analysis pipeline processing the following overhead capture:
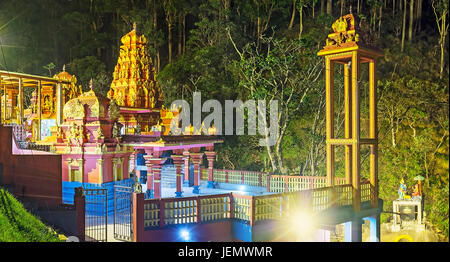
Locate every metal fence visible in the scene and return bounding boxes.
[114,185,133,242]
[84,188,108,242]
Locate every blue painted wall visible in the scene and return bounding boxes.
[62,178,133,216]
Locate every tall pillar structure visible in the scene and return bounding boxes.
[148,155,166,199]
[172,153,185,197]
[204,150,216,188]
[183,150,190,185]
[189,152,203,194]
[56,82,63,126]
[318,13,383,211]
[37,80,42,141]
[18,78,24,125]
[143,151,154,198]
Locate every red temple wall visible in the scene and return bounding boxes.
[0,126,62,207]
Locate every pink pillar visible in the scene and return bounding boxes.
[132,192,144,242]
[183,150,190,183]
[129,151,136,174]
[172,155,184,197]
[189,152,203,194]
[143,154,153,198]
[149,158,166,199]
[205,151,216,188]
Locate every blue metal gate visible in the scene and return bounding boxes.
[113,185,133,241]
[84,188,107,242]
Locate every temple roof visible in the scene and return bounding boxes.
[64,80,116,120]
[121,22,148,46]
[53,65,77,84]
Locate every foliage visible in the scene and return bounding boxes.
[0,0,448,239]
[0,188,61,242]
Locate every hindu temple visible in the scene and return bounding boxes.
[0,14,385,243]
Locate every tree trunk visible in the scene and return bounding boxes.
[178,13,183,57]
[401,0,406,52]
[393,0,395,18]
[183,13,186,54]
[257,17,261,47]
[408,0,414,41]
[288,0,297,29]
[440,18,445,80]
[357,0,360,14]
[299,6,303,39]
[341,0,345,16]
[327,0,332,15]
[167,15,173,64]
[321,0,325,15]
[378,5,382,36]
[153,6,160,74]
[417,0,423,32]
[313,0,315,18]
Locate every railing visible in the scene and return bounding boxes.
[361,181,373,203]
[200,168,270,187]
[142,184,358,229]
[143,193,231,229]
[200,168,346,192]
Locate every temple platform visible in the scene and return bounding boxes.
[141,180,272,199]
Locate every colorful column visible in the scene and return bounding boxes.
[351,51,361,211]
[325,57,335,187]
[172,154,184,197]
[129,151,136,174]
[369,59,378,208]
[143,153,154,198]
[149,157,166,199]
[37,80,42,141]
[0,76,2,123]
[344,63,352,185]
[19,78,24,125]
[56,82,63,126]
[189,152,203,194]
[183,150,190,186]
[205,151,216,188]
[1,77,5,123]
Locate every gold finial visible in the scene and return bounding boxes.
[349,5,352,14]
[62,64,66,72]
[89,78,94,91]
[133,22,137,31]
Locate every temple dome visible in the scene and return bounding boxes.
[53,65,77,84]
[120,23,148,46]
[63,80,117,120]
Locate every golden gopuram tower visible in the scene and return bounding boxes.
[108,23,175,135]
[318,13,383,211]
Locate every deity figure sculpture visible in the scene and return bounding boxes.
[398,179,411,200]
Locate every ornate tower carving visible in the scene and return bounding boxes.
[108,23,163,109]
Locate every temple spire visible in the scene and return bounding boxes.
[89,78,94,91]
[133,22,137,31]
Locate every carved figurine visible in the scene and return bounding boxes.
[398,179,411,200]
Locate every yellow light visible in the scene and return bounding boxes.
[274,206,321,242]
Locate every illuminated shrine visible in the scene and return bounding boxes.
[107,23,177,135]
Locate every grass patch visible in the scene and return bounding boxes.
[0,187,62,242]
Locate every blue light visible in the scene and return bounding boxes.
[180,229,190,241]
